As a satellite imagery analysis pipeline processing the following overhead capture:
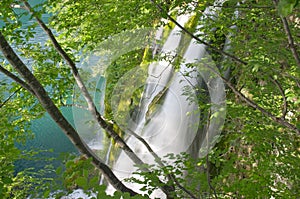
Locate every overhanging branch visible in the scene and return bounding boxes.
[204,63,299,134]
[22,0,146,166]
[151,0,299,134]
[150,0,248,65]
[270,77,287,119]
[280,16,300,69]
[0,31,137,196]
[22,1,175,197]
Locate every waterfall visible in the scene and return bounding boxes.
[132,13,192,134]
[6,0,228,198]
[106,2,226,198]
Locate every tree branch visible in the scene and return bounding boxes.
[0,64,35,95]
[205,111,218,199]
[209,4,273,9]
[151,0,299,134]
[122,125,198,199]
[149,0,248,65]
[203,62,299,134]
[173,178,198,199]
[273,0,300,69]
[22,0,146,166]
[0,86,22,108]
[270,77,287,119]
[21,1,175,197]
[280,16,300,69]
[0,31,137,196]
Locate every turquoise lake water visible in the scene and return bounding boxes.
[0,1,107,177]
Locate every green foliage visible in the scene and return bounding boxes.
[57,155,99,191]
[278,0,299,16]
[54,155,149,198]
[125,0,300,198]
[0,92,54,198]
[125,153,212,198]
[210,101,300,198]
[0,1,75,197]
[47,0,194,51]
[104,50,145,122]
[0,0,299,198]
[199,2,300,194]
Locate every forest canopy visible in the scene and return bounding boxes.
[0,0,299,198]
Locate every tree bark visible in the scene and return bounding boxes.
[0,31,137,196]
[21,1,176,195]
[22,0,147,168]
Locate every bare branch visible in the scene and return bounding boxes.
[280,16,300,68]
[209,4,273,9]
[273,0,300,69]
[172,178,198,199]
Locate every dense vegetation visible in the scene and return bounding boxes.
[0,0,299,198]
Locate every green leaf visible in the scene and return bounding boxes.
[43,190,50,198]
[83,169,89,178]
[278,0,297,16]
[56,167,62,175]
[2,177,12,184]
[76,177,88,190]
[89,176,99,188]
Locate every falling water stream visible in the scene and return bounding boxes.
[5,1,227,198]
[106,1,226,197]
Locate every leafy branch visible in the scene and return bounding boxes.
[123,125,198,199]
[205,62,299,134]
[150,0,247,65]
[22,0,146,167]
[273,0,300,68]
[0,31,137,196]
[21,1,178,197]
[270,77,288,119]
[151,0,300,134]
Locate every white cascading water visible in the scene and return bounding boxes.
[106,1,226,198]
[106,14,194,197]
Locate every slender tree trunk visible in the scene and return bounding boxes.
[0,31,137,196]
